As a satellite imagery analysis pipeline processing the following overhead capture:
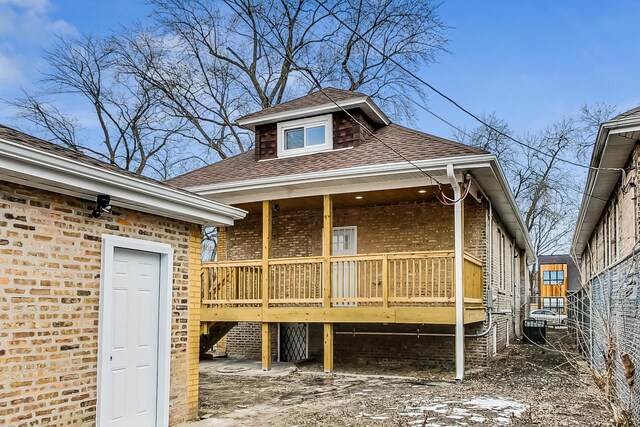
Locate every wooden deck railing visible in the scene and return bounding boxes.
[202,251,483,308]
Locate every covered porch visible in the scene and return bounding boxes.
[200,185,487,373]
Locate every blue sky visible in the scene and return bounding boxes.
[0,0,639,139]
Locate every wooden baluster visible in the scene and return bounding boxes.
[382,255,389,308]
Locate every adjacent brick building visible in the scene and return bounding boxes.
[169,88,533,378]
[571,105,640,425]
[0,126,245,426]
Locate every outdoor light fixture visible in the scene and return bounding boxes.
[91,195,112,218]
[418,189,427,194]
[355,196,363,200]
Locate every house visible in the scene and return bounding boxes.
[571,106,640,424]
[0,125,246,426]
[168,88,534,379]
[530,254,579,315]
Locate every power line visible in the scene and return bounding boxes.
[247,29,454,193]
[405,96,612,204]
[313,0,626,175]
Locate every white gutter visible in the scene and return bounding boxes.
[0,137,247,225]
[187,154,496,194]
[447,164,465,382]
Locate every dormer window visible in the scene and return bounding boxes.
[277,114,332,157]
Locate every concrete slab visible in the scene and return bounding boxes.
[199,357,297,377]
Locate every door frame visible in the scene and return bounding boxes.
[96,235,174,427]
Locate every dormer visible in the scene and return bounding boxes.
[236,88,390,160]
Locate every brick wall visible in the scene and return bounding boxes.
[0,181,200,426]
[581,143,639,279]
[223,199,486,261]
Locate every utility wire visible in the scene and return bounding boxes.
[245,28,469,199]
[405,96,613,205]
[313,0,626,175]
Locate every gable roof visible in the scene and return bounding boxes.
[0,124,246,225]
[236,88,390,130]
[167,123,487,188]
[612,105,640,121]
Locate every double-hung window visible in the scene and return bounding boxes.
[277,114,332,157]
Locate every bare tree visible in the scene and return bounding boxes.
[9,34,189,176]
[456,105,617,265]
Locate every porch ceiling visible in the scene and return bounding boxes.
[235,186,442,214]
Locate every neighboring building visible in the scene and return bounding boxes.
[168,88,534,379]
[0,126,246,425]
[571,106,640,424]
[530,254,579,314]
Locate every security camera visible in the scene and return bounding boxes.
[91,195,112,218]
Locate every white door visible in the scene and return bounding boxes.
[101,248,161,426]
[332,226,357,306]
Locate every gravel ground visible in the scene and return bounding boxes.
[195,329,611,426]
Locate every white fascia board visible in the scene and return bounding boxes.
[236,97,390,130]
[570,115,640,256]
[188,154,495,195]
[0,138,247,225]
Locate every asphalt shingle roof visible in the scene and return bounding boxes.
[167,123,488,188]
[612,105,640,121]
[237,88,366,123]
[0,124,187,192]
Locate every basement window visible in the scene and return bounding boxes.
[277,114,333,157]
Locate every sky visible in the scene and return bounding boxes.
[0,0,639,143]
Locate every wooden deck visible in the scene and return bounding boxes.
[200,251,485,324]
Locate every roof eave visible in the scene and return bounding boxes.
[181,153,534,257]
[236,97,391,131]
[0,137,247,226]
[571,116,640,257]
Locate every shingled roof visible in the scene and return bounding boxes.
[167,123,487,188]
[0,124,184,191]
[612,105,640,121]
[237,88,366,123]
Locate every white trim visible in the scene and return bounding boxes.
[0,136,246,225]
[184,153,534,258]
[277,114,333,158]
[97,235,174,427]
[187,155,493,194]
[236,97,390,129]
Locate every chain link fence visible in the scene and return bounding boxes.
[569,246,640,425]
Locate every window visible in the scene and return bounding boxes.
[542,270,564,285]
[277,114,333,157]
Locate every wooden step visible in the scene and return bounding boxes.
[200,322,237,358]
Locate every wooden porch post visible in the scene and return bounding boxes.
[322,195,334,374]
[322,195,332,307]
[323,323,334,373]
[261,323,271,371]
[262,200,272,370]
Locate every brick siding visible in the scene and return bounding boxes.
[0,181,200,426]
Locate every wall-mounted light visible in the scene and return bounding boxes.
[355,196,363,200]
[91,195,112,218]
[418,189,427,194]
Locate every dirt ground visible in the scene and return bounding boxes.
[194,329,611,426]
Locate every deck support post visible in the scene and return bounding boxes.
[447,164,465,381]
[261,322,271,371]
[262,200,272,309]
[323,323,334,373]
[261,201,272,371]
[322,195,332,307]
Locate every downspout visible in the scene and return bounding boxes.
[447,164,465,381]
